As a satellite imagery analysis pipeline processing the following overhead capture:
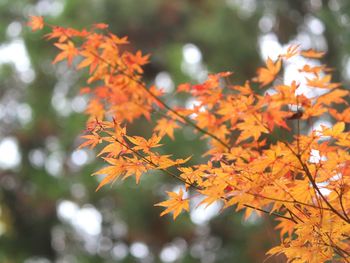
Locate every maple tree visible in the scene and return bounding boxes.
[29,16,350,262]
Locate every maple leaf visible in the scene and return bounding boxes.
[298,64,326,76]
[274,217,296,238]
[46,26,88,42]
[92,23,109,29]
[108,33,129,45]
[329,108,350,122]
[177,83,191,93]
[178,167,203,188]
[145,154,173,169]
[175,156,192,166]
[254,57,281,87]
[236,115,269,143]
[199,186,226,208]
[262,110,290,131]
[52,41,79,65]
[85,98,105,121]
[301,102,327,119]
[93,158,124,191]
[154,118,180,140]
[231,81,253,95]
[322,122,345,137]
[155,188,189,220]
[123,50,150,73]
[79,133,102,149]
[280,44,300,60]
[300,49,325,59]
[97,140,125,158]
[122,156,148,183]
[45,26,68,42]
[27,16,44,31]
[306,74,340,89]
[77,50,100,73]
[316,89,349,106]
[126,135,162,152]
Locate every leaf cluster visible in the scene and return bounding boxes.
[29,16,350,262]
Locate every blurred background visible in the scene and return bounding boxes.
[0,0,349,262]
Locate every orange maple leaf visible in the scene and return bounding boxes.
[155,188,189,220]
[298,64,326,76]
[262,110,290,131]
[306,74,340,89]
[85,98,105,121]
[77,50,100,73]
[93,158,124,191]
[45,26,68,42]
[280,44,300,60]
[126,135,162,152]
[254,57,281,87]
[316,89,349,106]
[123,50,150,73]
[177,83,191,93]
[122,156,148,184]
[108,33,129,45]
[154,118,180,140]
[27,16,44,31]
[45,26,89,42]
[329,108,350,122]
[79,133,102,149]
[300,49,325,59]
[322,122,345,137]
[53,41,79,65]
[92,23,109,30]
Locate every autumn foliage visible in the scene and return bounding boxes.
[29,16,350,262]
